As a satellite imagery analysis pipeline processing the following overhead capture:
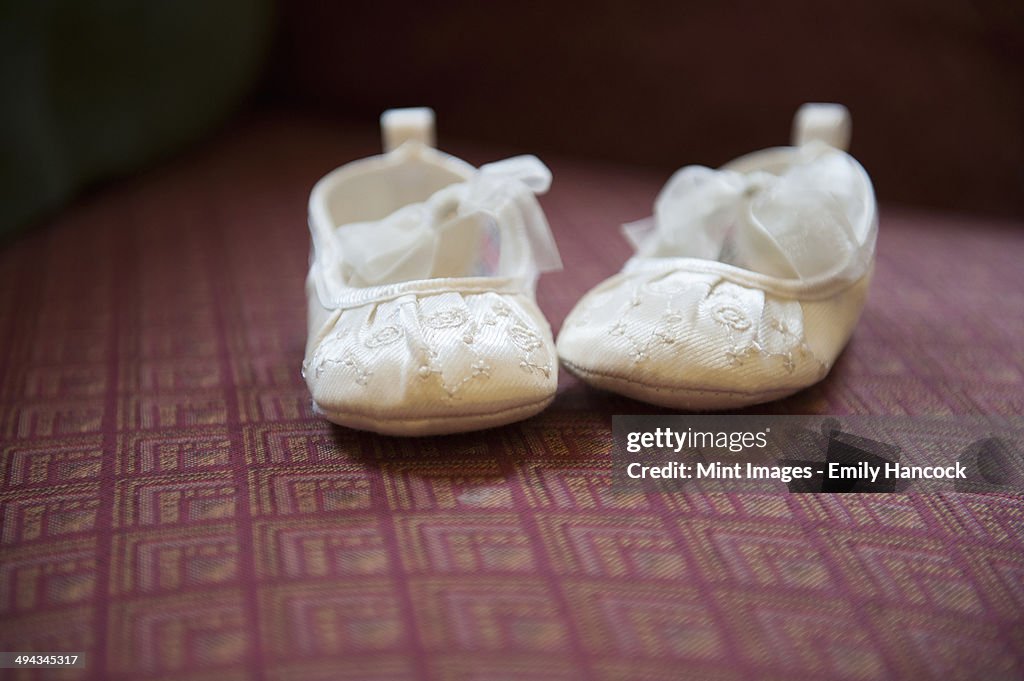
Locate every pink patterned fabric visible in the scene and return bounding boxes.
[1,115,1022,680]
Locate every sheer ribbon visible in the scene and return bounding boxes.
[624,144,873,284]
[334,155,562,287]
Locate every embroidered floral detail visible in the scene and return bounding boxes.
[310,331,352,379]
[317,350,373,385]
[480,302,551,379]
[519,359,552,377]
[781,352,796,374]
[713,304,751,331]
[425,308,468,329]
[314,295,555,401]
[653,311,684,344]
[509,324,542,352]
[725,342,761,366]
[411,332,496,398]
[610,298,688,363]
[343,354,373,385]
[655,329,676,344]
[764,315,817,374]
[364,325,402,348]
[413,347,446,385]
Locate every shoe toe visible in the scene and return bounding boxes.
[305,291,556,434]
[557,271,829,409]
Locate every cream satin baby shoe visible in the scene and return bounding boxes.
[558,104,876,409]
[304,108,563,435]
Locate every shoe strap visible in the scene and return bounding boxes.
[381,107,436,152]
[792,103,851,151]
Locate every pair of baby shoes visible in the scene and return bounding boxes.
[303,105,877,435]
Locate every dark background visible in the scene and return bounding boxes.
[2,0,1022,232]
[263,0,1023,216]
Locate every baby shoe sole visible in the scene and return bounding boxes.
[561,359,803,410]
[312,394,555,437]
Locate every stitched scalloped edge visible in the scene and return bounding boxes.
[561,358,807,410]
[312,394,555,437]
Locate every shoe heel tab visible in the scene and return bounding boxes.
[381,107,436,153]
[792,103,851,151]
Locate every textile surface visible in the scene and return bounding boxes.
[1,115,1022,680]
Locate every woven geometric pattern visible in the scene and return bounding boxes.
[1,116,1022,680]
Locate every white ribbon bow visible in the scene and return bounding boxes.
[625,144,872,282]
[336,156,562,287]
